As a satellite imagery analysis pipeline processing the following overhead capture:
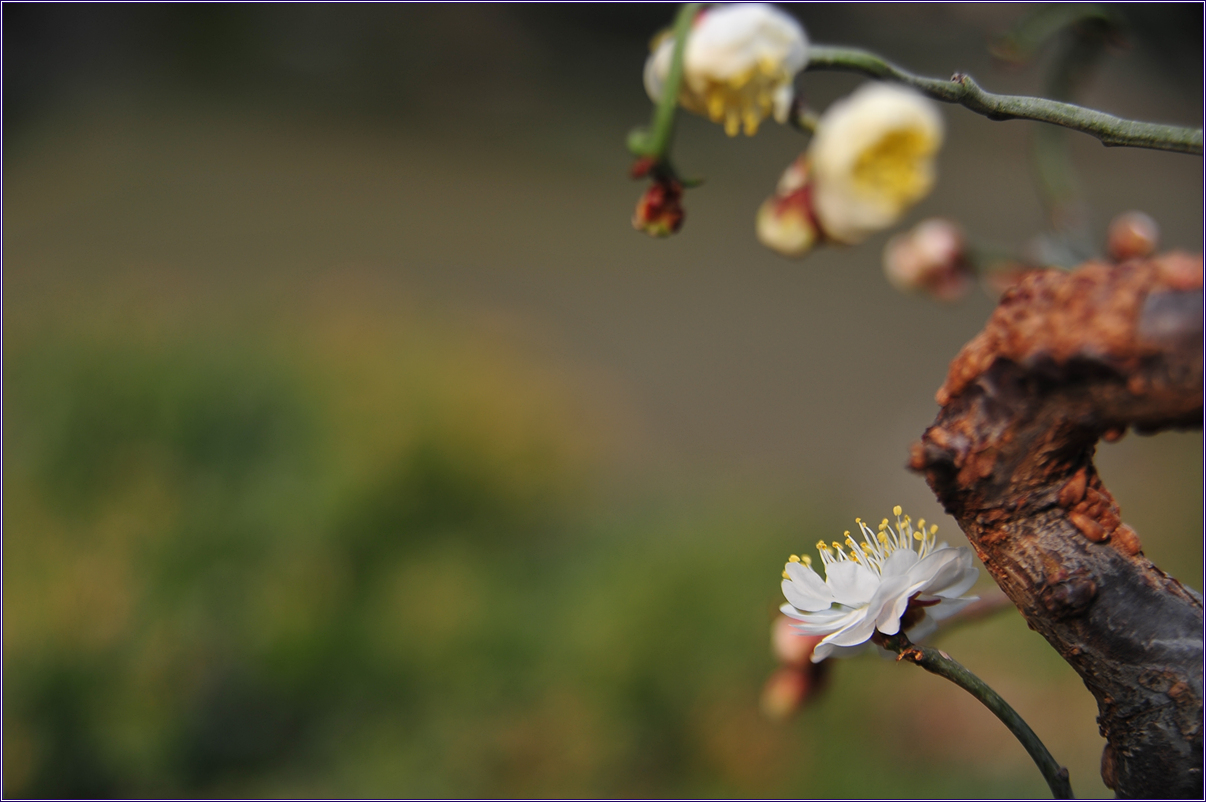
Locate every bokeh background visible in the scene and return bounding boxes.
[4,4,1202,798]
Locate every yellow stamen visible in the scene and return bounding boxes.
[851,127,936,206]
[789,555,800,563]
[783,570,790,579]
[930,524,938,535]
[893,505,902,516]
[801,555,812,566]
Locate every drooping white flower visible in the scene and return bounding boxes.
[809,83,944,244]
[779,507,978,663]
[644,4,809,137]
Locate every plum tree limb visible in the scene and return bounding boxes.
[909,253,1204,798]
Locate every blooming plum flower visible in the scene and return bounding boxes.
[779,507,978,662]
[809,83,944,244]
[644,4,809,137]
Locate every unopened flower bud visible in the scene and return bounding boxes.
[1107,210,1160,262]
[772,615,823,667]
[633,177,684,237]
[760,666,811,721]
[883,218,971,301]
[756,156,820,257]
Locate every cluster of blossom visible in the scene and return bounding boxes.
[638,4,945,268]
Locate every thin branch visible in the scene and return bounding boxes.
[627,4,702,162]
[875,631,1074,799]
[804,46,1203,156]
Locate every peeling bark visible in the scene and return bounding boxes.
[909,253,1204,798]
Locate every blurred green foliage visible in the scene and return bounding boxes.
[4,297,1123,798]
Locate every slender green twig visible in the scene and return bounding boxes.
[804,46,1203,156]
[874,631,1075,799]
[627,3,702,162]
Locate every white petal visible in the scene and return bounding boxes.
[780,604,862,635]
[864,572,913,635]
[686,4,808,81]
[907,547,976,598]
[772,84,795,124]
[880,546,920,577]
[924,595,979,622]
[920,548,979,598]
[823,611,877,647]
[643,39,673,103]
[782,562,835,611]
[811,640,837,662]
[824,560,880,606]
[812,641,869,663]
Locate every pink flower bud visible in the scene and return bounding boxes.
[760,666,810,721]
[883,218,971,302]
[1106,210,1160,262]
[772,615,822,667]
[756,156,820,257]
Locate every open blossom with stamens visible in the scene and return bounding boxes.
[809,83,944,244]
[779,507,978,662]
[644,4,809,137]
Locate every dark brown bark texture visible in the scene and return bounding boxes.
[909,253,1204,798]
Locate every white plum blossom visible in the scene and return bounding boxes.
[779,507,979,663]
[644,3,809,137]
[809,83,945,244]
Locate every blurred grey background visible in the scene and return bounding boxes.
[4,4,1202,798]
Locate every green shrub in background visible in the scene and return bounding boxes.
[3,303,1113,798]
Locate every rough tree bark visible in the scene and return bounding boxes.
[909,253,1204,798]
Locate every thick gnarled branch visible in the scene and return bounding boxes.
[805,46,1204,155]
[909,254,1204,798]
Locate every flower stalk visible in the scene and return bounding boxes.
[627,3,702,164]
[874,630,1075,800]
[802,45,1203,155]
